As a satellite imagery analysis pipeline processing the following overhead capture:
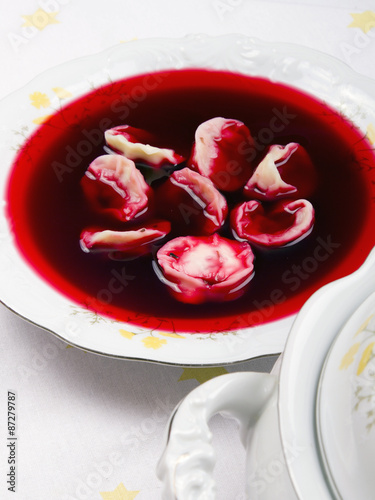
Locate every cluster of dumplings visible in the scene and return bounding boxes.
[80,118,316,303]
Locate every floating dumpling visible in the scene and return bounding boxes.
[154,234,255,303]
[105,125,184,167]
[188,117,254,192]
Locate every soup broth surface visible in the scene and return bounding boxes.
[6,69,375,333]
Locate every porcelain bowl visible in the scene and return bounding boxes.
[1,34,375,365]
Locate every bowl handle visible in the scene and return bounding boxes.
[157,371,277,499]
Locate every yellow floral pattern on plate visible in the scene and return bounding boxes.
[340,313,375,431]
[141,336,167,350]
[367,123,375,145]
[29,86,73,124]
[29,91,51,109]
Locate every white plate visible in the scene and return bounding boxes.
[317,291,375,499]
[1,34,375,365]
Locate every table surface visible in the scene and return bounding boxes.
[1,1,375,499]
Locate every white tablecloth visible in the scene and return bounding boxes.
[1,1,375,499]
